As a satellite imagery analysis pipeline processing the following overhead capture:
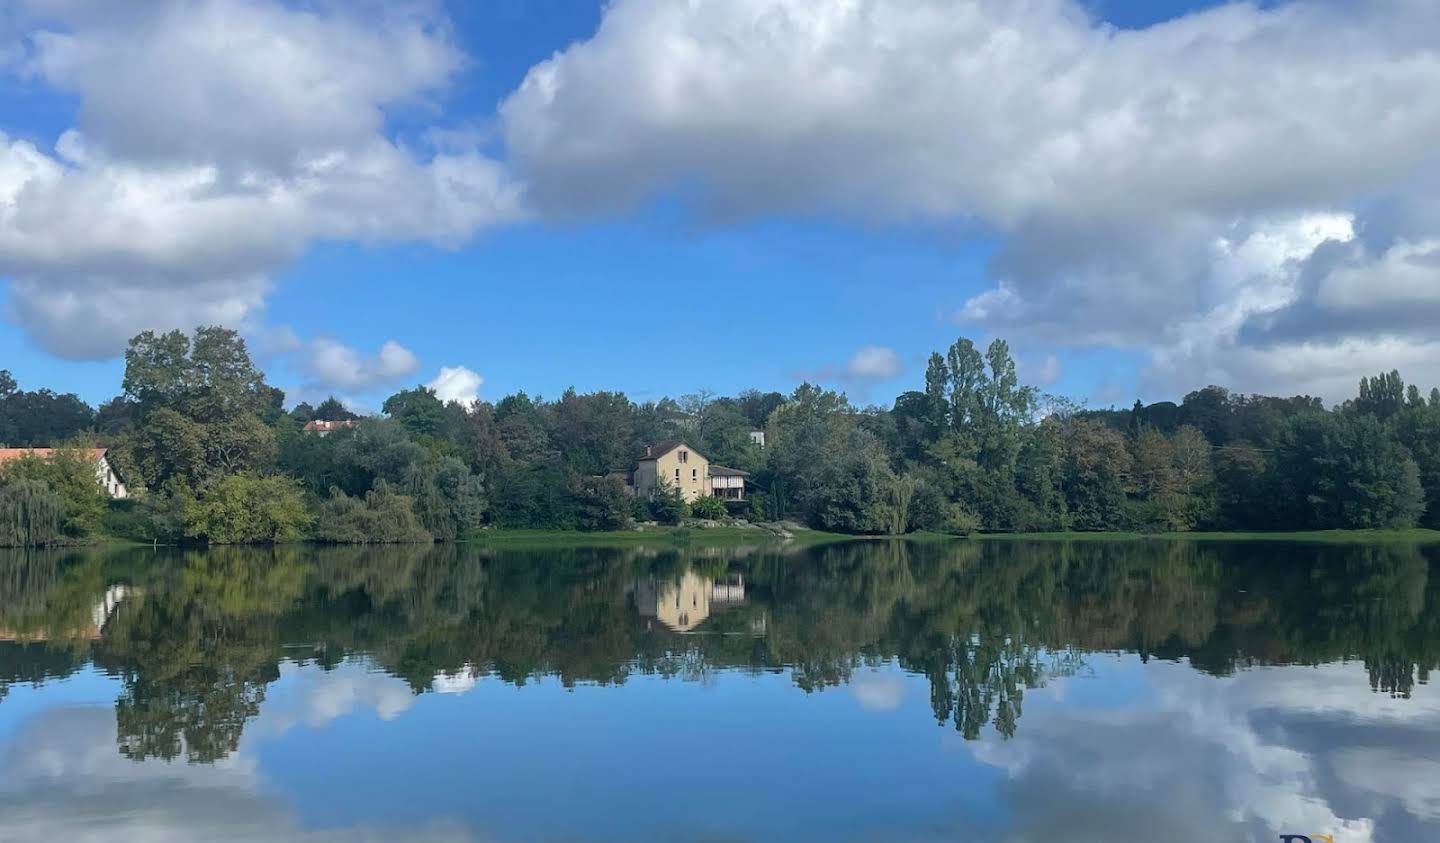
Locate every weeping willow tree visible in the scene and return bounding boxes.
[0,480,65,547]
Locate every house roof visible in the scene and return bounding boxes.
[637,441,705,462]
[708,465,750,477]
[0,448,107,464]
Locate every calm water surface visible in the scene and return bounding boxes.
[1,539,1438,842]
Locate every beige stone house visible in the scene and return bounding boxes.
[628,442,749,503]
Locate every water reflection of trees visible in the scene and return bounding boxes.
[1,538,1437,761]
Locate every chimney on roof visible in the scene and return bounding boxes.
[644,445,653,457]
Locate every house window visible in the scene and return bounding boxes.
[679,450,688,463]
[692,468,697,481]
[675,468,680,481]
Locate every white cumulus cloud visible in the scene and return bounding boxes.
[301,337,420,392]
[0,0,525,359]
[844,346,903,381]
[427,365,484,405]
[501,0,1440,400]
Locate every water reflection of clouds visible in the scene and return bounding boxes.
[254,661,417,735]
[0,664,480,843]
[850,670,907,712]
[967,659,1440,842]
[3,657,1437,842]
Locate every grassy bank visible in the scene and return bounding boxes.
[463,525,855,548]
[972,528,1440,543]
[430,526,1440,548]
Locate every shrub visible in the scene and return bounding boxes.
[101,499,157,543]
[649,481,689,525]
[941,502,982,535]
[575,476,631,531]
[314,482,431,544]
[0,480,64,547]
[690,496,728,520]
[184,474,312,545]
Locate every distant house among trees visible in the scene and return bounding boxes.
[0,448,129,499]
[627,442,750,502]
[303,420,359,437]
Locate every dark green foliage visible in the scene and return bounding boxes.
[807,432,905,534]
[689,495,728,520]
[313,397,359,421]
[123,327,272,423]
[1058,420,1132,531]
[1274,413,1425,529]
[575,476,632,531]
[183,475,312,545]
[314,482,432,544]
[382,387,447,440]
[101,500,156,543]
[1355,370,1407,420]
[552,389,636,476]
[118,328,279,495]
[14,326,1440,540]
[0,480,64,547]
[1394,402,1440,529]
[491,460,579,529]
[648,481,689,525]
[405,457,486,541]
[0,370,95,447]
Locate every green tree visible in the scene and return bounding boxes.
[184,475,312,544]
[1395,403,1440,528]
[314,481,431,543]
[649,480,689,525]
[1276,413,1425,529]
[0,386,95,447]
[129,407,208,490]
[0,480,64,547]
[1354,370,1406,420]
[383,387,448,440]
[551,389,636,476]
[313,397,359,421]
[123,327,272,422]
[576,476,633,531]
[1059,419,1132,531]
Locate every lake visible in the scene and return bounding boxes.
[1,538,1437,842]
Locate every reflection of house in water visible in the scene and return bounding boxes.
[0,584,131,642]
[630,572,759,633]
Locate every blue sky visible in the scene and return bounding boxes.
[1,0,1436,410]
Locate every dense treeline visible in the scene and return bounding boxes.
[1,326,1438,544]
[3,539,1437,751]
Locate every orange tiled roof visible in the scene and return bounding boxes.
[0,448,107,464]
